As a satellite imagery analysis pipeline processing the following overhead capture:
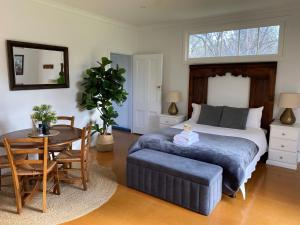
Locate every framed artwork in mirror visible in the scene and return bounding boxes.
[14,55,24,75]
[7,40,69,90]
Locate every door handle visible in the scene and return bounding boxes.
[157,85,161,89]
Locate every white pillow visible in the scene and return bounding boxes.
[246,106,264,129]
[190,103,201,122]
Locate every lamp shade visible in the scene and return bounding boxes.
[166,91,181,103]
[279,93,300,108]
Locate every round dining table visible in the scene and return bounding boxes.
[0,126,82,148]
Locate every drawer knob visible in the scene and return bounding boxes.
[279,156,283,159]
[282,133,286,136]
[281,145,285,148]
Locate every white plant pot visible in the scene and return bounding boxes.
[96,134,114,152]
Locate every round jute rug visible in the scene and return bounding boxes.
[0,162,117,225]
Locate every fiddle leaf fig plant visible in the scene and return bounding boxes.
[80,57,128,135]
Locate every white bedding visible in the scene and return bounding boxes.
[172,120,268,198]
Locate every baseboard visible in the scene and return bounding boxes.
[112,126,131,132]
[266,159,297,170]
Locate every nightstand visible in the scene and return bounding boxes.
[267,121,300,170]
[159,114,186,128]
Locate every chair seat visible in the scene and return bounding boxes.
[48,144,70,153]
[0,155,27,169]
[56,150,81,162]
[17,161,57,176]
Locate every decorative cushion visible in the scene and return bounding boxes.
[190,103,201,122]
[246,106,264,129]
[197,105,223,126]
[219,106,249,130]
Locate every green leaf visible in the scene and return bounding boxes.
[79,56,128,134]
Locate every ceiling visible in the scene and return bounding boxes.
[44,0,298,26]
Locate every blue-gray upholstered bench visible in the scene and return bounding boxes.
[127,149,223,216]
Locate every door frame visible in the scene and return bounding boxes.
[109,51,134,132]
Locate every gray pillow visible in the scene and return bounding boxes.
[219,106,249,130]
[197,105,223,126]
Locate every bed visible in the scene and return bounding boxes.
[128,62,277,199]
[173,120,268,198]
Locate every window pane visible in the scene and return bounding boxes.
[239,28,259,56]
[221,30,239,56]
[258,25,280,55]
[205,32,222,57]
[187,25,280,59]
[189,34,205,58]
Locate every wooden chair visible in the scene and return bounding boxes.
[49,116,75,159]
[0,154,27,191]
[56,125,91,190]
[3,137,60,213]
[54,116,75,127]
[0,155,10,190]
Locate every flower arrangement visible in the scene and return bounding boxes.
[31,104,57,124]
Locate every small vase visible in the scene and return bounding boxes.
[42,122,50,135]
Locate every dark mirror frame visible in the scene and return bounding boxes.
[6,40,69,91]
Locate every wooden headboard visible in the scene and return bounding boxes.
[188,62,277,132]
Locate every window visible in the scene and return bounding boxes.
[188,25,280,59]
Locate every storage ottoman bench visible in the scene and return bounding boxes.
[127,149,223,215]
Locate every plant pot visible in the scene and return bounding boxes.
[96,134,114,152]
[39,122,50,135]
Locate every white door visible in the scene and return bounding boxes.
[132,54,163,134]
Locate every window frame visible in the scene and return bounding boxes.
[183,21,285,64]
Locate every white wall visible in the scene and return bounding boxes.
[137,6,300,120]
[38,50,63,84]
[0,0,138,146]
[14,47,40,84]
[1,0,300,145]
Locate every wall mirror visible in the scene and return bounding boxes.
[7,40,69,90]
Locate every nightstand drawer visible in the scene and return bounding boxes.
[159,123,170,129]
[160,116,180,125]
[269,138,298,153]
[271,126,299,140]
[268,149,297,164]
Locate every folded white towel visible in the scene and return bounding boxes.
[178,131,198,138]
[173,131,198,141]
[173,131,199,146]
[173,138,198,146]
[173,135,199,142]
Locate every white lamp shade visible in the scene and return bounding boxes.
[166,91,181,103]
[279,93,300,108]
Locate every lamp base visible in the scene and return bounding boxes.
[280,108,296,125]
[168,102,178,115]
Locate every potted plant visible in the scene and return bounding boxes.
[57,63,65,84]
[80,57,127,151]
[31,104,57,135]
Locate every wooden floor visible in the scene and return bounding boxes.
[64,130,300,225]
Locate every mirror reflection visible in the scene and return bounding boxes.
[13,47,65,85]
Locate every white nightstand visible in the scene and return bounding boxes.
[159,114,186,128]
[267,121,300,170]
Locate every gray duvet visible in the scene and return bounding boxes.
[128,128,258,195]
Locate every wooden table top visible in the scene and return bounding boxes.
[0,126,82,148]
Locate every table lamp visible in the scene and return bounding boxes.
[166,91,181,115]
[279,92,300,125]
